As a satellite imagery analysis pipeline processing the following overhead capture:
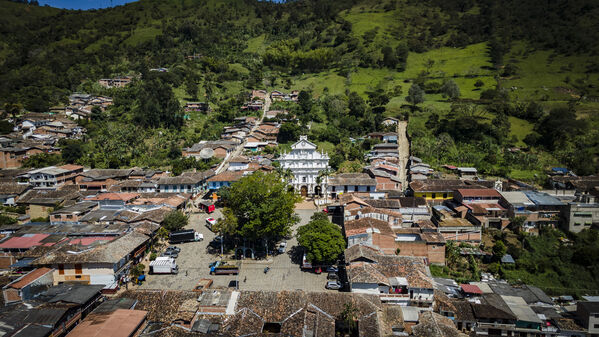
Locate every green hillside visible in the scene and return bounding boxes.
[0,0,598,177]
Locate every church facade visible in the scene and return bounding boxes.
[277,136,330,197]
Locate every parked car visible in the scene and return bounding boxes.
[166,246,181,253]
[325,280,342,290]
[162,250,178,258]
[277,241,287,254]
[327,272,338,280]
[193,278,213,293]
[206,217,217,230]
[326,266,338,273]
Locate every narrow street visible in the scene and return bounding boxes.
[216,93,271,174]
[397,121,409,191]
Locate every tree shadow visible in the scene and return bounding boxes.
[288,245,304,265]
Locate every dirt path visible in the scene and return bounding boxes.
[397,121,409,191]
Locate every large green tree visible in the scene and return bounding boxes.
[133,77,184,129]
[220,171,300,241]
[406,84,425,110]
[296,212,345,264]
[161,210,188,232]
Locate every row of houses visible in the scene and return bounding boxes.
[0,167,218,216]
[434,278,597,336]
[0,112,86,169]
[251,89,300,102]
[97,75,134,88]
[0,271,149,337]
[409,178,599,234]
[64,93,113,121]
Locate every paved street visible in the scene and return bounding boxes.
[215,93,271,174]
[140,202,331,292]
[397,120,409,191]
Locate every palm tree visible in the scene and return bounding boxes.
[276,166,294,192]
[318,166,332,204]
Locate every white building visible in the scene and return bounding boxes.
[277,136,329,197]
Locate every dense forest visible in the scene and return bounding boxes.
[1,0,598,177]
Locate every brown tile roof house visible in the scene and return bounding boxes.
[329,173,377,186]
[345,247,434,290]
[5,267,52,290]
[344,217,395,236]
[17,185,81,206]
[130,193,190,209]
[225,290,384,337]
[344,244,385,264]
[67,309,148,337]
[344,217,399,254]
[409,179,491,193]
[128,207,173,225]
[34,231,149,265]
[0,182,29,196]
[456,188,502,198]
[156,170,214,191]
[364,199,402,209]
[412,311,468,337]
[344,206,403,227]
[118,290,201,323]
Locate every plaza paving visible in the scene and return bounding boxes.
[139,202,331,292]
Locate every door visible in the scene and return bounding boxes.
[300,186,308,197]
[314,186,322,196]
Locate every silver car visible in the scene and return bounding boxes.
[326,280,342,290]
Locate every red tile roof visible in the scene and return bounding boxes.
[67,309,148,337]
[8,267,52,289]
[460,284,483,295]
[456,189,501,198]
[0,234,51,249]
[86,193,139,201]
[69,237,115,246]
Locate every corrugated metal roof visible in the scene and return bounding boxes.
[523,191,565,206]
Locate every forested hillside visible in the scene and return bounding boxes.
[1,0,598,179]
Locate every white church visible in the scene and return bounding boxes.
[277,136,330,197]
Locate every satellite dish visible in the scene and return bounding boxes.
[199,148,214,159]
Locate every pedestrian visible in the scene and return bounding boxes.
[185,270,188,277]
[244,276,247,283]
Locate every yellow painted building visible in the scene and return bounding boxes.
[413,191,454,201]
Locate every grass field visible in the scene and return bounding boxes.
[341,8,399,39]
[503,41,599,102]
[508,116,534,146]
[123,27,161,46]
[244,34,267,54]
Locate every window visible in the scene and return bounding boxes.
[443,193,447,198]
[263,323,282,333]
[366,186,371,192]
[594,323,599,329]
[431,193,436,199]
[344,186,348,192]
[58,264,64,275]
[302,176,307,183]
[354,186,358,192]
[75,264,82,274]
